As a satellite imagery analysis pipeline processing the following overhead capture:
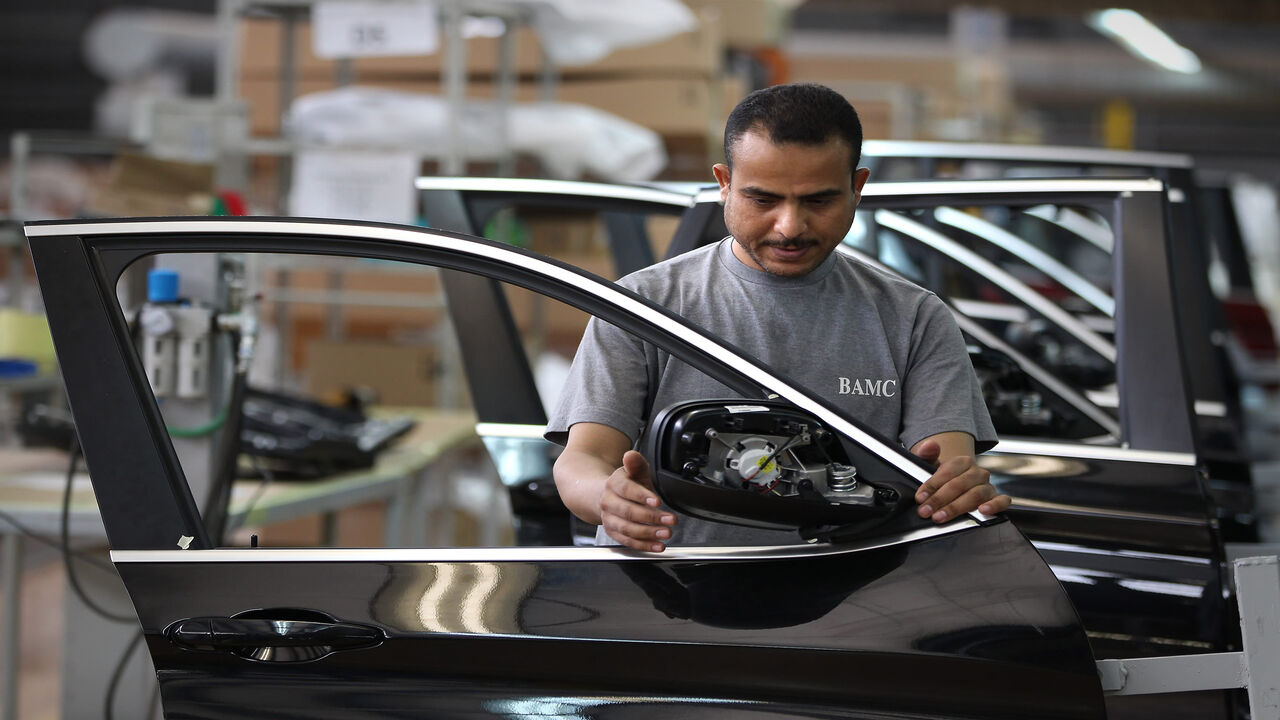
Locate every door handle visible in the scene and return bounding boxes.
[167,616,385,662]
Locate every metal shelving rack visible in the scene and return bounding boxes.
[214,0,559,197]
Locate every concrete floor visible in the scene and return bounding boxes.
[10,550,60,720]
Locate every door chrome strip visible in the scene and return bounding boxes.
[861,178,1164,197]
[1193,401,1228,418]
[475,423,547,440]
[991,439,1195,465]
[862,140,1193,169]
[1086,389,1228,418]
[875,209,1118,362]
[1023,206,1115,253]
[413,176,698,207]
[110,520,979,564]
[950,299,1029,323]
[934,206,1115,317]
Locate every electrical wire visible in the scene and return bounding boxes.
[60,441,135,624]
[165,407,228,437]
[103,629,145,720]
[0,508,115,572]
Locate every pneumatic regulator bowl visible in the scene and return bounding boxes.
[645,400,908,541]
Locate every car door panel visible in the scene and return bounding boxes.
[27,218,1106,718]
[116,521,1100,719]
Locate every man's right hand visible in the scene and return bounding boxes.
[598,450,677,552]
[553,423,678,553]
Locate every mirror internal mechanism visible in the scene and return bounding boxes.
[680,413,880,507]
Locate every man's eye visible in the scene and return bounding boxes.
[748,197,775,207]
[807,197,834,206]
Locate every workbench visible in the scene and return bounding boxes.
[0,407,481,720]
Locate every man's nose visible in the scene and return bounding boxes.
[775,202,808,238]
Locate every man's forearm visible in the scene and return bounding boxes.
[552,449,614,525]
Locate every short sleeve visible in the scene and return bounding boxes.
[544,316,652,447]
[899,295,999,453]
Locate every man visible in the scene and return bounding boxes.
[547,83,1010,551]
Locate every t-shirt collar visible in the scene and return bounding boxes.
[717,237,838,287]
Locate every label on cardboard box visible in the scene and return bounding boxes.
[313,0,439,58]
[289,149,418,224]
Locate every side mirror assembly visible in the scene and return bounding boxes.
[645,400,914,542]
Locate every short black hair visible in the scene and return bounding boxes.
[723,83,863,173]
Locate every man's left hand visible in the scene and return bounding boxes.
[911,438,1011,523]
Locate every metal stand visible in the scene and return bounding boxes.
[1,533,19,720]
[1096,555,1280,718]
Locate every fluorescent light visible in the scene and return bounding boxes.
[1087,8,1202,74]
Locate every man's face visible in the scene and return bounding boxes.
[713,129,870,278]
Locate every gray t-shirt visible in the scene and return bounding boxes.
[546,238,997,545]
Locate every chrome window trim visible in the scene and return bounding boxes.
[1194,401,1228,417]
[862,141,1193,169]
[1080,315,1116,333]
[31,218,993,523]
[1023,205,1116,253]
[413,176,698,208]
[1085,389,1226,418]
[948,313,1122,437]
[109,521,978,564]
[992,439,1195,466]
[862,178,1162,197]
[873,209,1118,362]
[934,206,1115,317]
[693,187,724,204]
[951,298,1030,323]
[476,422,548,440]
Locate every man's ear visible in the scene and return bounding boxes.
[852,167,871,200]
[712,163,731,197]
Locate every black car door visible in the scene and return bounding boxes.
[27,217,1106,719]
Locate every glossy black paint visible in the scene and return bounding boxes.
[979,449,1230,656]
[118,522,1104,719]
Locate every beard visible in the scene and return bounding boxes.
[735,236,821,277]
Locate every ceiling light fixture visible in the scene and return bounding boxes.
[1087,8,1202,74]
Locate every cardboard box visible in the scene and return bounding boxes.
[789,55,961,139]
[239,18,544,79]
[556,77,722,137]
[86,153,215,217]
[789,56,957,99]
[684,0,800,49]
[304,338,441,407]
[242,72,744,144]
[239,17,720,81]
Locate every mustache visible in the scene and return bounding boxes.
[764,238,819,249]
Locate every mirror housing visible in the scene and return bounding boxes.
[645,400,911,540]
